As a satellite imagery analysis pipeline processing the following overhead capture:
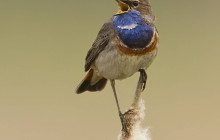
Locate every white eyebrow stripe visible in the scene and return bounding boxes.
[117,23,138,30]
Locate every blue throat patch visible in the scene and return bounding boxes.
[113,10,154,49]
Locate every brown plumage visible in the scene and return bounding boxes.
[117,31,159,56]
[76,69,107,94]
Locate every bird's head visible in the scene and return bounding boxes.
[116,0,154,17]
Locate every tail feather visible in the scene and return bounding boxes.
[87,78,107,92]
[76,69,107,94]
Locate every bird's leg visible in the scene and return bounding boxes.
[139,69,148,91]
[110,80,128,133]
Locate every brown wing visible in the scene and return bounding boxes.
[85,19,116,71]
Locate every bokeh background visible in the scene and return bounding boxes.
[0,0,220,140]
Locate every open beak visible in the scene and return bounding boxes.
[116,0,131,14]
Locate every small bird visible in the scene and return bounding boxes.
[76,0,158,130]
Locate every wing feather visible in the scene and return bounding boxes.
[85,19,116,71]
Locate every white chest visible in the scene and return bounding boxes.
[94,45,157,80]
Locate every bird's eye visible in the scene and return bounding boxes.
[132,1,139,7]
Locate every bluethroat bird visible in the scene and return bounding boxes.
[76,0,158,130]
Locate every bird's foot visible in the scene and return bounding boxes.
[139,69,147,91]
[119,113,128,134]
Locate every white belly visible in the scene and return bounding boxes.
[94,45,157,80]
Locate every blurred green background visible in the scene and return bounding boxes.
[0,0,220,140]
